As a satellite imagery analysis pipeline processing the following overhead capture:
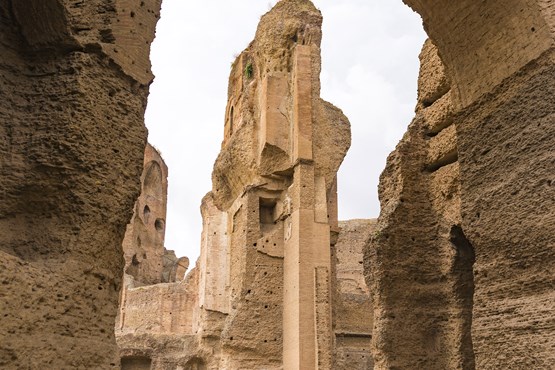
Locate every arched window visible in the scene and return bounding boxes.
[121,356,151,370]
[229,106,234,136]
[143,161,163,199]
[184,357,206,370]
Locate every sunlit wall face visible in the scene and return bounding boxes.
[145,0,426,262]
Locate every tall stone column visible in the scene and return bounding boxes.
[209,1,351,368]
[283,45,333,370]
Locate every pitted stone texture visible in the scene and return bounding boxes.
[366,40,472,370]
[212,0,350,211]
[0,0,160,367]
[456,51,555,369]
[405,0,554,108]
[332,219,375,370]
[369,18,555,368]
[117,1,352,369]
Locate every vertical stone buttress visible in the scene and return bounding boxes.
[283,44,334,370]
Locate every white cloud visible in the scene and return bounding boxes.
[145,0,426,262]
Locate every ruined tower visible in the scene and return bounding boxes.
[209,0,351,367]
[116,1,373,368]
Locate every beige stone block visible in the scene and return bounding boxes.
[259,73,290,156]
[199,194,230,314]
[418,39,450,108]
[293,45,313,161]
[314,176,328,224]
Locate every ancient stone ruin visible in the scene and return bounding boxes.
[1,0,554,369]
[117,1,372,368]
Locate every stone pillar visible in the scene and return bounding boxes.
[283,45,333,370]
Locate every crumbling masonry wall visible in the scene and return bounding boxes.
[366,40,471,370]
[366,0,555,366]
[116,144,191,342]
[0,0,161,368]
[333,220,375,370]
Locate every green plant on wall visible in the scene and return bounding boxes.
[244,62,253,79]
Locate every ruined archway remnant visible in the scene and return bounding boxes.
[367,0,555,367]
[0,0,161,368]
[116,144,191,342]
[404,0,555,109]
[121,144,176,286]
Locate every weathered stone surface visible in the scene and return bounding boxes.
[456,52,555,369]
[333,219,375,370]
[121,144,188,286]
[367,27,555,370]
[405,0,555,109]
[3,0,554,368]
[0,0,160,368]
[366,40,471,370]
[117,1,360,369]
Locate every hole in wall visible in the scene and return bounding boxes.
[143,205,151,224]
[155,218,165,231]
[449,225,476,361]
[259,198,277,225]
[183,357,206,370]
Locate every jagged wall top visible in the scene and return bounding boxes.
[253,0,323,78]
[212,0,350,211]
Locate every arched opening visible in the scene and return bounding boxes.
[121,356,152,370]
[403,0,553,108]
[183,357,206,370]
[229,105,234,136]
[154,218,165,232]
[143,161,163,199]
[143,205,151,224]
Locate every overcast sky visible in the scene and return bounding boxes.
[145,0,426,262]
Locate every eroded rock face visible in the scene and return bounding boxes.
[455,53,555,369]
[0,0,160,368]
[366,39,470,370]
[368,19,555,369]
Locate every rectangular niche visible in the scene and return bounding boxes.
[259,197,278,232]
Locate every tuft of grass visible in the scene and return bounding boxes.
[244,62,253,79]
